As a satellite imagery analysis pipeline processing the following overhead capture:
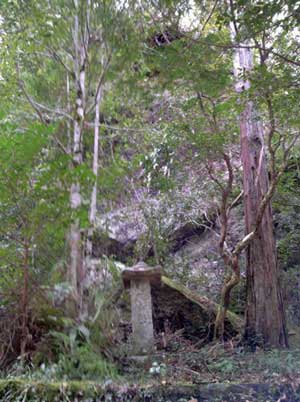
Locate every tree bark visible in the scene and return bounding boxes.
[240,100,288,347]
[89,85,102,225]
[233,39,288,348]
[68,0,89,313]
[84,83,102,289]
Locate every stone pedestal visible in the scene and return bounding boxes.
[122,262,161,355]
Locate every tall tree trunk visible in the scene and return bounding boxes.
[241,100,288,347]
[84,84,102,286]
[233,37,288,348]
[68,0,89,313]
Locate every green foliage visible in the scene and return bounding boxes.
[0,379,107,402]
[209,357,237,375]
[5,315,119,381]
[0,0,300,384]
[45,336,118,381]
[202,346,300,382]
[0,119,74,365]
[97,155,129,201]
[139,125,178,191]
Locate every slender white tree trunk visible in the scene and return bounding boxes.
[89,86,102,224]
[84,83,102,292]
[68,0,89,312]
[66,72,71,154]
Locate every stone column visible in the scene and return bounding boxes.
[122,261,161,355]
[130,278,154,354]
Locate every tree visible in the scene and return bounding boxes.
[226,0,300,347]
[0,0,137,315]
[1,0,299,363]
[0,119,70,359]
[234,42,288,348]
[203,0,300,347]
[133,0,299,347]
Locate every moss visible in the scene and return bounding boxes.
[0,379,298,401]
[161,276,243,332]
[0,379,104,401]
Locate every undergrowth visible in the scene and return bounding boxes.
[2,345,300,401]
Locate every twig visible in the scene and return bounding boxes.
[201,0,219,34]
[86,51,112,116]
[229,190,243,210]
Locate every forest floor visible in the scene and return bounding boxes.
[2,344,300,401]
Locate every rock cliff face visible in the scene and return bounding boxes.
[91,160,300,329]
[91,170,246,305]
[90,90,248,304]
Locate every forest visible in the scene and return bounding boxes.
[0,0,300,401]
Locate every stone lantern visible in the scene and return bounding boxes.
[122,261,162,355]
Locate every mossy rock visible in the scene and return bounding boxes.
[151,276,243,344]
